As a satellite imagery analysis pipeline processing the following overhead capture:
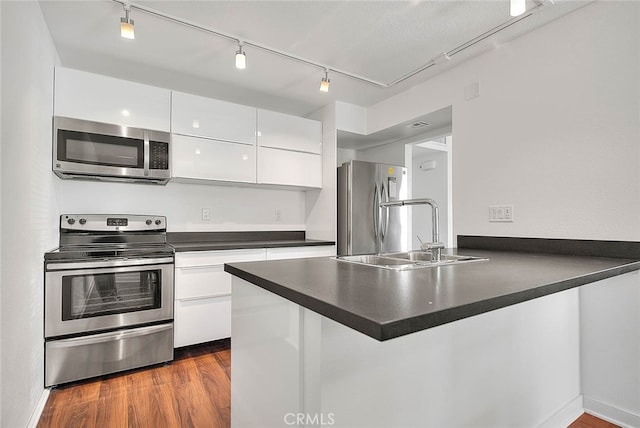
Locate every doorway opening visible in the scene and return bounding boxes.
[405,134,453,249]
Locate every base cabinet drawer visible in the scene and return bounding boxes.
[266,245,335,260]
[175,265,231,299]
[174,296,231,347]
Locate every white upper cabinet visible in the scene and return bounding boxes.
[172,134,256,183]
[54,67,171,132]
[257,147,322,188]
[171,91,256,145]
[257,109,322,154]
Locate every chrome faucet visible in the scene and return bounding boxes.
[379,198,445,262]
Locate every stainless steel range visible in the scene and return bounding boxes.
[44,214,174,387]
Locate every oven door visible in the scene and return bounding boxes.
[45,258,174,338]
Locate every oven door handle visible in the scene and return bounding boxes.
[47,324,173,348]
[46,257,175,271]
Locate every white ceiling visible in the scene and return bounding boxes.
[39,0,588,118]
[338,106,453,151]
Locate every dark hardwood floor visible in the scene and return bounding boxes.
[38,339,618,428]
[37,339,230,428]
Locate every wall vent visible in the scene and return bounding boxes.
[406,121,430,129]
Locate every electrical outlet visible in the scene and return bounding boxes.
[202,208,210,221]
[489,205,513,222]
[275,209,282,222]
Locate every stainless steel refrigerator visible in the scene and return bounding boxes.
[337,160,408,256]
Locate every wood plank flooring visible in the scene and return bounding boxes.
[37,339,230,428]
[38,338,619,428]
[568,413,620,428]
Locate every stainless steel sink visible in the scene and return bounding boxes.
[335,251,488,270]
[335,255,417,270]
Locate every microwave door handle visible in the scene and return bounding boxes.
[143,131,150,176]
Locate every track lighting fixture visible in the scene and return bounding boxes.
[120,4,135,39]
[319,69,330,93]
[112,0,552,91]
[510,0,526,17]
[235,42,246,70]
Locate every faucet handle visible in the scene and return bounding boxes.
[420,241,445,251]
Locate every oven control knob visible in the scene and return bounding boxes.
[146,219,152,225]
[155,219,162,226]
[67,218,75,225]
[79,218,87,225]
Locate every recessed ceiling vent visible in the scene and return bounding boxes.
[406,121,430,129]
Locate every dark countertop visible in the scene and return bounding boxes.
[225,237,640,341]
[167,230,334,252]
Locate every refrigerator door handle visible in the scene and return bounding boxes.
[381,181,388,242]
[373,183,379,241]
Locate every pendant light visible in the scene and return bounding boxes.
[120,5,135,39]
[319,69,330,93]
[235,42,246,70]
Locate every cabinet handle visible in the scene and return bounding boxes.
[177,292,231,301]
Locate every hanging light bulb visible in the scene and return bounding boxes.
[510,0,526,17]
[319,69,330,93]
[120,5,135,39]
[235,42,246,70]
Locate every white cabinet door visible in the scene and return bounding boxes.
[266,245,335,260]
[257,147,321,188]
[54,67,171,132]
[174,249,266,347]
[172,134,256,183]
[257,109,322,154]
[172,91,256,144]
[175,296,231,347]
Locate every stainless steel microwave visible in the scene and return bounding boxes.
[53,116,171,185]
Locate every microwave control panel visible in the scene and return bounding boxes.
[150,141,169,170]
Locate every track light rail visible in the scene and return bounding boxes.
[112,0,549,89]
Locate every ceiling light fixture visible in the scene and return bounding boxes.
[510,0,526,17]
[120,4,135,39]
[235,42,246,70]
[112,0,551,89]
[319,69,330,93]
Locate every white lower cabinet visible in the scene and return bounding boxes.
[266,245,335,260]
[174,249,266,347]
[174,245,334,347]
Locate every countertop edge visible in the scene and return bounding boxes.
[379,261,640,340]
[225,260,640,342]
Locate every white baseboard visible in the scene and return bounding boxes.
[537,395,584,428]
[26,388,50,428]
[584,396,640,428]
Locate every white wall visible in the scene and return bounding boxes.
[580,272,640,426]
[61,180,306,232]
[367,1,640,242]
[0,2,61,426]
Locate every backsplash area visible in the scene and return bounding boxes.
[60,179,306,232]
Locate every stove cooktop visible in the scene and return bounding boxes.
[45,243,175,263]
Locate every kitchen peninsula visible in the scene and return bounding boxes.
[225,237,640,428]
